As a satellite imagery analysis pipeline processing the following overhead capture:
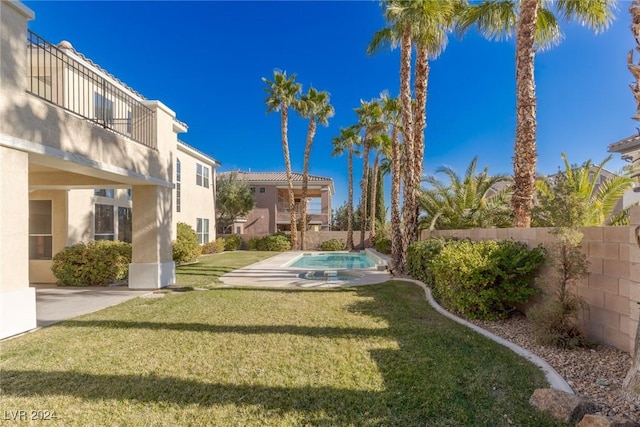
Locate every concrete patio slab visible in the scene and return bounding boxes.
[33,284,150,327]
[219,251,391,288]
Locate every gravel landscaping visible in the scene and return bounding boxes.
[471,314,640,421]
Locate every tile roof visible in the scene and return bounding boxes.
[227,171,333,183]
[608,133,640,154]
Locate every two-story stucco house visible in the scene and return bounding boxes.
[222,171,334,235]
[0,1,218,339]
[609,133,640,208]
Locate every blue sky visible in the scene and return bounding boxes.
[24,1,635,209]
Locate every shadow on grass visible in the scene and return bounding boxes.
[4,282,563,426]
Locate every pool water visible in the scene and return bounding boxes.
[289,252,377,269]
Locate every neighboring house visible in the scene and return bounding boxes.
[0,1,218,339]
[222,171,334,235]
[608,133,640,208]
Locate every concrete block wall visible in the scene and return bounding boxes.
[423,207,640,354]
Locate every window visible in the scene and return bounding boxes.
[250,187,255,194]
[259,187,266,194]
[196,218,209,244]
[118,207,132,243]
[29,200,52,260]
[95,204,114,240]
[94,93,113,125]
[196,163,209,188]
[176,159,181,213]
[94,188,114,198]
[127,189,132,201]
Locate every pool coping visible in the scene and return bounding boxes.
[219,250,391,288]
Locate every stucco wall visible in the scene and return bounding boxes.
[421,210,640,354]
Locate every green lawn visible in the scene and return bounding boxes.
[174,250,277,289]
[1,253,562,426]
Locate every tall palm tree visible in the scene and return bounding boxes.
[419,156,512,230]
[355,99,385,249]
[331,126,362,250]
[456,0,617,227]
[625,0,640,395]
[369,0,460,272]
[262,70,302,248]
[380,93,404,271]
[533,153,636,227]
[296,87,335,250]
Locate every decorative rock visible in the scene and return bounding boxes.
[530,388,597,424]
[577,414,640,427]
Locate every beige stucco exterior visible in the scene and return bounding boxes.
[0,1,219,339]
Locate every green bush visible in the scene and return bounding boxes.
[429,239,544,319]
[173,222,201,265]
[406,238,447,287]
[224,234,244,251]
[529,228,589,348]
[373,235,391,255]
[51,240,132,287]
[202,238,226,254]
[251,233,291,251]
[320,239,344,251]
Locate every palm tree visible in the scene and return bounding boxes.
[456,0,617,227]
[380,93,404,271]
[296,87,335,250]
[369,0,460,272]
[355,99,385,249]
[262,70,302,249]
[625,0,640,395]
[331,126,361,250]
[533,153,636,227]
[419,156,512,230]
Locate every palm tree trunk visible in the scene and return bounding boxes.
[360,135,370,249]
[347,149,354,250]
[369,152,380,241]
[281,105,298,249]
[390,123,403,273]
[624,0,640,396]
[512,0,539,228]
[300,119,316,250]
[399,24,414,274]
[408,47,429,244]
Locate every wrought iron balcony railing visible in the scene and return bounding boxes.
[26,31,156,149]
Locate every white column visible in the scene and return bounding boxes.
[128,185,175,289]
[0,146,36,338]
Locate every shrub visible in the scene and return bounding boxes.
[202,238,225,254]
[529,228,589,348]
[373,235,391,255]
[320,239,344,251]
[173,222,201,265]
[406,238,447,287]
[427,239,544,320]
[251,233,291,251]
[51,240,132,286]
[224,234,244,251]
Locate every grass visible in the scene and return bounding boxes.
[1,253,564,426]
[174,250,276,289]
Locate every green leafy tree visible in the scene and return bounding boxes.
[532,153,636,227]
[215,172,255,234]
[262,70,302,249]
[419,156,512,230]
[456,0,617,227]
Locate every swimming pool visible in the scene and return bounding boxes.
[288,251,382,270]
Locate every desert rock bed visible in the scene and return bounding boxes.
[471,314,640,421]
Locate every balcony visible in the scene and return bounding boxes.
[26,31,155,149]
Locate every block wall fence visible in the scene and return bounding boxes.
[422,207,640,355]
